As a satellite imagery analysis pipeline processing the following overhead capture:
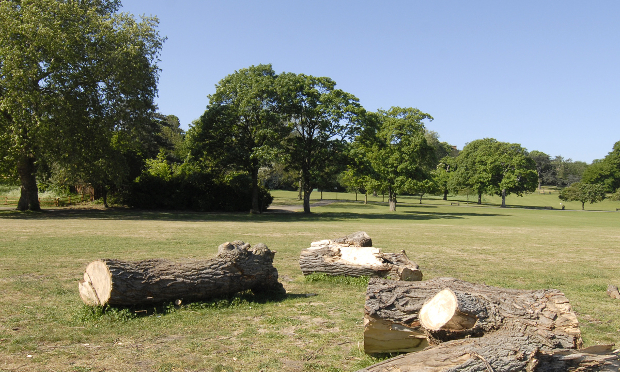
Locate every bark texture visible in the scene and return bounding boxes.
[363,278,582,354]
[79,241,284,306]
[358,333,620,372]
[300,232,422,281]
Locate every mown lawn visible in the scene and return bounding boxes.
[1,191,619,371]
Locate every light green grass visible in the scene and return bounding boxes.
[1,193,620,371]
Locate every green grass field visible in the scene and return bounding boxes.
[1,190,620,371]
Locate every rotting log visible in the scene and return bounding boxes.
[299,232,422,281]
[357,333,620,372]
[79,241,284,306]
[363,277,582,354]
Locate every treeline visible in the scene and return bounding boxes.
[127,65,620,213]
[1,1,618,212]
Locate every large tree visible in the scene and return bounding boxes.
[277,73,362,213]
[355,107,436,211]
[0,0,163,210]
[449,138,496,204]
[581,141,620,192]
[559,182,606,210]
[189,64,289,213]
[451,139,538,207]
[529,150,554,190]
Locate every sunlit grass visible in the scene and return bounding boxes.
[1,192,619,370]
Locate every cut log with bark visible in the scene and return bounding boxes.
[299,232,422,281]
[607,284,620,299]
[363,277,582,354]
[79,241,284,306]
[357,333,620,372]
[361,277,619,371]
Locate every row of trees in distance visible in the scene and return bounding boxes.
[1,1,618,212]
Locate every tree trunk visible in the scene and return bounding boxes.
[582,202,585,210]
[364,193,367,205]
[251,167,260,214]
[102,186,108,208]
[303,186,312,213]
[501,188,506,208]
[388,187,396,211]
[443,189,448,200]
[300,234,422,281]
[79,241,284,306]
[477,192,482,204]
[419,193,423,204]
[363,277,582,354]
[17,154,40,211]
[357,334,619,372]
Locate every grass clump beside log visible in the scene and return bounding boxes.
[1,191,620,371]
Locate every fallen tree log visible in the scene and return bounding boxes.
[299,232,422,281]
[79,241,285,306]
[363,277,582,354]
[357,333,620,372]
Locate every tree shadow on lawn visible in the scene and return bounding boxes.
[0,206,506,222]
[76,289,314,322]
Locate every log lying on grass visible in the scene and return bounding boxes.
[361,277,620,371]
[358,333,620,372]
[363,277,582,354]
[79,241,285,306]
[299,232,422,281]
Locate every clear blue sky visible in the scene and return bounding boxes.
[121,0,620,164]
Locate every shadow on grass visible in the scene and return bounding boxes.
[75,288,290,323]
[0,204,507,222]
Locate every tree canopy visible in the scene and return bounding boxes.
[188,64,289,213]
[354,107,435,211]
[559,182,606,210]
[277,72,362,213]
[0,0,164,210]
[581,141,620,192]
[450,139,538,207]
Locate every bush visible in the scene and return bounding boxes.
[124,170,272,212]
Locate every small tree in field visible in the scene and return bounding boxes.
[558,182,606,210]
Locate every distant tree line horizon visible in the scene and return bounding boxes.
[1,1,619,212]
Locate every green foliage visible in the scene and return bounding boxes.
[277,72,363,213]
[559,182,606,210]
[144,150,173,181]
[190,64,289,213]
[432,156,456,200]
[450,139,538,206]
[354,107,436,211]
[529,150,553,188]
[582,141,620,192]
[550,156,587,187]
[125,166,273,212]
[0,0,164,210]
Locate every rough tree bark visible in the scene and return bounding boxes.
[79,241,284,306]
[363,277,582,354]
[358,333,620,372]
[299,232,422,281]
[361,278,619,371]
